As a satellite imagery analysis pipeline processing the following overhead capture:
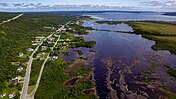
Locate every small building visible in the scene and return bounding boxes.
[68,28,72,30]
[9,92,15,98]
[32,43,39,46]
[63,42,67,46]
[48,37,55,42]
[0,93,6,98]
[50,56,58,60]
[66,38,70,41]
[54,34,59,37]
[62,29,66,31]
[19,53,23,57]
[17,66,23,71]
[44,26,55,30]
[12,78,18,85]
[12,76,23,85]
[41,46,48,51]
[40,53,46,60]
[27,48,34,52]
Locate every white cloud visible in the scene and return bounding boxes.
[140,0,176,8]
[0,2,139,11]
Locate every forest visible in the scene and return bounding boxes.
[0,13,78,92]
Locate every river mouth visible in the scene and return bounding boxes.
[82,13,176,99]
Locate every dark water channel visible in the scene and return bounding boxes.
[80,12,176,99]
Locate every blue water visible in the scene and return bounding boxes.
[82,12,176,99]
[85,12,176,21]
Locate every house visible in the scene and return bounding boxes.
[27,48,34,52]
[17,66,23,71]
[9,92,15,98]
[44,26,55,30]
[40,53,46,60]
[63,42,67,46]
[68,28,72,30]
[19,53,23,57]
[11,62,20,66]
[54,34,59,37]
[12,76,23,85]
[41,46,47,51]
[50,56,58,60]
[62,29,66,31]
[66,38,70,41]
[32,43,39,46]
[0,93,6,98]
[12,78,18,85]
[48,37,55,42]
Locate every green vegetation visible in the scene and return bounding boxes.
[74,49,83,55]
[78,57,89,61]
[0,12,19,22]
[0,13,96,98]
[71,67,92,76]
[168,93,176,99]
[165,65,176,78]
[96,20,176,54]
[35,59,70,99]
[70,40,96,48]
[66,22,95,35]
[62,51,70,55]
[89,50,96,53]
[96,21,125,25]
[70,81,96,99]
[128,21,176,54]
[141,64,158,83]
[143,35,176,54]
[35,16,97,98]
[0,13,79,97]
[167,68,176,78]
[128,21,176,36]
[29,59,44,86]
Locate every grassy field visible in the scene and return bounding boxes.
[96,20,176,54]
[128,21,176,54]
[128,21,176,36]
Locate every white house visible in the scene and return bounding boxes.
[19,53,23,57]
[17,66,23,71]
[0,93,6,98]
[27,48,34,52]
[9,92,15,98]
[50,56,58,60]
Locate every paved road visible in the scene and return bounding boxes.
[20,25,65,99]
[26,24,66,99]
[0,14,23,25]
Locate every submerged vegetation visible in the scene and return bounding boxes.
[165,65,176,78]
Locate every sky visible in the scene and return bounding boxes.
[0,0,176,12]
